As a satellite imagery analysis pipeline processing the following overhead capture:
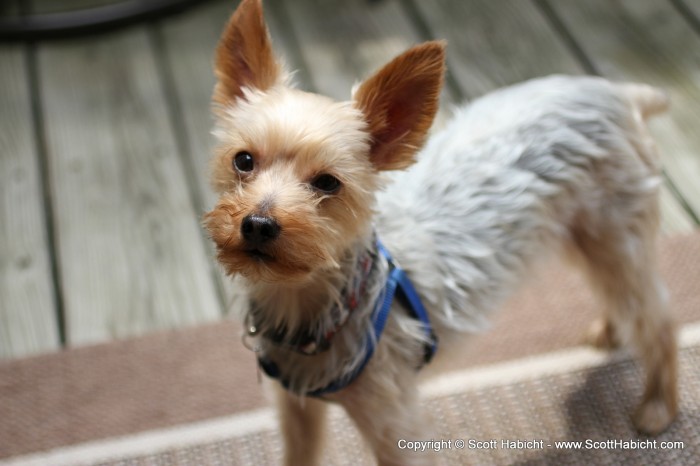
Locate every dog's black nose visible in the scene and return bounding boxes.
[241,214,281,246]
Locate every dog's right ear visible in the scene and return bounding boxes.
[213,0,282,106]
[353,41,446,171]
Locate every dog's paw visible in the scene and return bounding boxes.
[584,318,621,350]
[634,398,676,435]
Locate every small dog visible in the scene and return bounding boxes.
[204,1,678,464]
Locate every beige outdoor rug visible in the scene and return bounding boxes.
[1,232,699,465]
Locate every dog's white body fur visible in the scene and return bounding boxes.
[205,3,678,464]
[378,75,664,335]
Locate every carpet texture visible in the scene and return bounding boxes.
[1,232,699,464]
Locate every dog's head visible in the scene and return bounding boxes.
[204,0,445,283]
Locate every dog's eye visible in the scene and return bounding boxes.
[233,151,254,172]
[311,174,342,194]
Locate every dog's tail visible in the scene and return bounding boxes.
[617,83,670,120]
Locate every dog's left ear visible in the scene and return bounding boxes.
[213,0,282,107]
[353,41,446,171]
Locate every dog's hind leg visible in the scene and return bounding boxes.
[570,199,678,434]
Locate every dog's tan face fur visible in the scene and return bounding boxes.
[204,0,444,284]
[206,87,378,283]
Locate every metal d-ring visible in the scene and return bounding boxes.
[241,313,262,353]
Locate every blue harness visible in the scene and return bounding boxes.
[257,240,437,397]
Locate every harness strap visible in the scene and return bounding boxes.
[258,239,437,397]
[378,241,438,365]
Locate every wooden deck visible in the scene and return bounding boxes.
[1,0,699,359]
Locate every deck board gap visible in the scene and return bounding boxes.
[534,0,600,76]
[266,0,315,92]
[399,0,467,102]
[669,0,700,36]
[147,22,227,314]
[538,0,698,228]
[24,42,67,347]
[663,170,700,225]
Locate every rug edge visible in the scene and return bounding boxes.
[4,321,699,466]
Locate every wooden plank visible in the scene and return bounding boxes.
[276,0,456,129]
[410,0,695,234]
[0,46,60,358]
[660,186,696,234]
[156,0,238,214]
[547,0,700,224]
[412,0,585,96]
[153,1,237,309]
[678,0,700,18]
[36,27,222,346]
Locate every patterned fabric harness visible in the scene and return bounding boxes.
[248,237,437,397]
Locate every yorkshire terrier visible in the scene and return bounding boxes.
[204,1,678,464]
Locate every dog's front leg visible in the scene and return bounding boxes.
[276,384,327,466]
[336,368,433,466]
